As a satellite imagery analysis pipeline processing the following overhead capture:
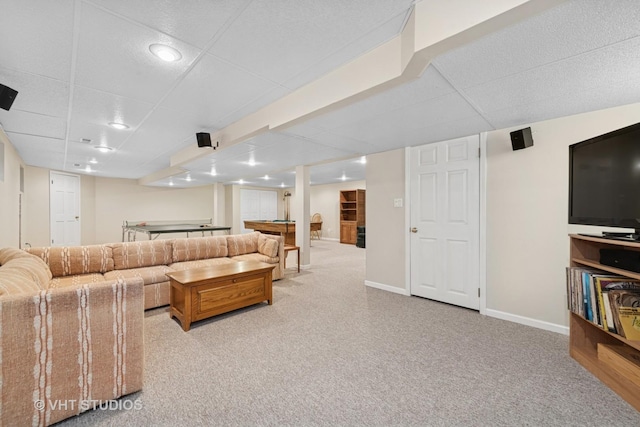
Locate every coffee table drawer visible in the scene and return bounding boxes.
[193,274,267,320]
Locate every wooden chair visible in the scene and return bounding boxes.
[311,213,322,240]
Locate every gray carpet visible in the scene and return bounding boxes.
[62,240,640,426]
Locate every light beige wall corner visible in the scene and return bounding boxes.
[0,131,23,248]
[94,178,215,244]
[23,166,50,247]
[289,180,367,241]
[365,149,406,289]
[485,102,640,327]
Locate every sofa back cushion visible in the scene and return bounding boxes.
[111,240,173,270]
[258,234,279,258]
[0,248,52,295]
[26,245,114,277]
[172,236,228,262]
[226,232,259,257]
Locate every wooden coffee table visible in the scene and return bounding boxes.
[166,261,275,331]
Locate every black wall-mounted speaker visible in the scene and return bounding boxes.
[196,132,212,148]
[510,127,533,150]
[0,83,18,111]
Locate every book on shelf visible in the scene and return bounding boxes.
[609,289,640,339]
[566,267,640,338]
[618,307,640,341]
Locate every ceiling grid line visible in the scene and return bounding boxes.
[62,0,83,171]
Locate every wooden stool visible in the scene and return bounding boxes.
[283,245,300,273]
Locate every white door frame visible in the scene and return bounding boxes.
[404,133,488,314]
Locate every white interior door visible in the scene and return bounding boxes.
[50,171,80,246]
[410,136,480,310]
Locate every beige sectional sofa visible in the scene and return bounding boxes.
[0,247,144,426]
[0,231,283,426]
[26,231,284,310]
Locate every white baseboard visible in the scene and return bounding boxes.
[485,309,569,335]
[316,237,339,242]
[364,280,410,296]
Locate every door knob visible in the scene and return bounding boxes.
[75,216,79,220]
[411,227,418,233]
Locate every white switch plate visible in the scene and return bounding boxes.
[393,198,403,208]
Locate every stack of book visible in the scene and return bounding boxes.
[567,267,640,340]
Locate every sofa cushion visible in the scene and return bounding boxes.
[169,257,237,271]
[232,253,279,265]
[49,273,107,289]
[172,236,228,262]
[258,234,279,258]
[26,244,114,277]
[0,248,52,296]
[111,240,172,270]
[104,265,174,285]
[226,232,259,257]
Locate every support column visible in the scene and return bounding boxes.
[212,182,226,227]
[294,165,311,267]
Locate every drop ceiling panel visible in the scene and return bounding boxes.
[0,68,70,118]
[208,0,414,84]
[282,13,408,91]
[89,0,252,49]
[113,107,214,169]
[0,0,74,80]
[330,92,482,146]
[68,86,155,146]
[465,37,640,127]
[282,128,376,155]
[214,85,292,129]
[296,66,457,133]
[433,0,640,90]
[0,110,66,141]
[161,53,280,122]
[6,133,66,168]
[74,2,202,104]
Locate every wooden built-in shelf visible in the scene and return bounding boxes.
[569,234,640,411]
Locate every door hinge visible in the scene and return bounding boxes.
[478,147,481,158]
[478,288,481,297]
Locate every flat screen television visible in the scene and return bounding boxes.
[568,121,640,238]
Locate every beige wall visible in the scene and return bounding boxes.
[365,149,406,290]
[93,178,217,243]
[362,102,640,330]
[0,130,23,248]
[485,102,640,328]
[288,179,366,241]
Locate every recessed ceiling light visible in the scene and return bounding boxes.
[94,145,113,153]
[108,122,129,130]
[263,175,270,180]
[239,179,244,185]
[89,158,98,164]
[341,174,347,181]
[280,182,285,188]
[84,165,92,173]
[360,156,367,164]
[210,167,217,176]
[185,174,192,182]
[247,159,256,167]
[149,44,182,62]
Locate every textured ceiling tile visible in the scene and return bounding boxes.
[89,0,252,48]
[0,110,66,140]
[6,133,66,168]
[208,0,413,84]
[161,53,279,124]
[299,66,457,132]
[0,0,74,80]
[0,67,70,118]
[214,86,292,129]
[283,14,407,91]
[74,2,202,103]
[433,0,640,90]
[464,37,640,126]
